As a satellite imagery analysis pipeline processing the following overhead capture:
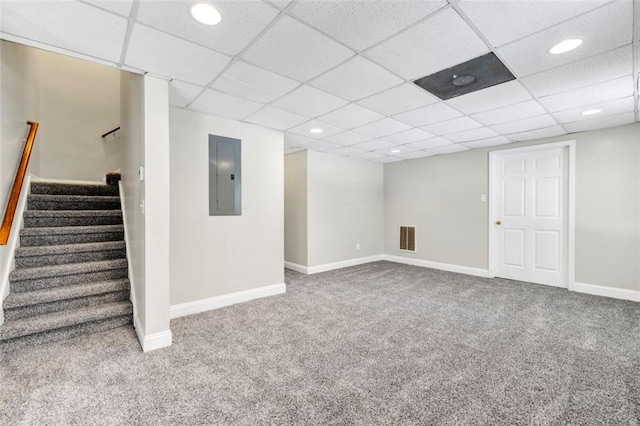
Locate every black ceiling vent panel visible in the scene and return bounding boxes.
[413,52,515,100]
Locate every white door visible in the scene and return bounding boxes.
[491,146,568,287]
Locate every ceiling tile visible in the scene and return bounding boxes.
[382,128,435,145]
[272,85,348,118]
[310,56,404,101]
[169,80,204,108]
[82,0,133,17]
[264,0,293,9]
[446,80,532,114]
[371,156,404,163]
[427,144,470,155]
[563,111,635,133]
[421,117,482,135]
[537,75,634,112]
[497,1,632,77]
[366,8,489,79]
[287,119,345,138]
[350,140,396,151]
[244,105,308,130]
[357,83,439,116]
[471,100,547,126]
[305,140,343,152]
[242,16,354,82]
[456,0,609,47]
[507,125,567,142]
[492,114,558,135]
[393,150,434,159]
[404,137,452,150]
[284,132,316,147]
[461,136,512,149]
[322,131,372,146]
[394,103,463,127]
[446,127,499,143]
[327,146,368,157]
[522,45,633,97]
[288,0,446,51]
[352,118,412,138]
[211,61,300,103]
[376,145,417,155]
[552,96,635,124]
[189,89,263,120]
[351,151,388,161]
[136,0,278,56]
[0,1,128,63]
[319,104,384,129]
[125,24,230,85]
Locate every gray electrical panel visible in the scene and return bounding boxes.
[209,134,241,216]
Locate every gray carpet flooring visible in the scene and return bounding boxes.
[1,261,639,425]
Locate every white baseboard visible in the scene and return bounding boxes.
[284,261,308,274]
[0,174,32,326]
[169,283,286,319]
[573,282,640,302]
[286,255,385,275]
[134,316,172,352]
[383,254,490,277]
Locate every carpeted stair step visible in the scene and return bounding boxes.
[30,181,119,196]
[20,224,124,246]
[10,259,128,293]
[3,279,129,321]
[24,210,123,228]
[15,241,126,268]
[28,194,121,211]
[0,315,132,352]
[0,301,132,343]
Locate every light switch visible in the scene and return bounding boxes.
[480,194,487,202]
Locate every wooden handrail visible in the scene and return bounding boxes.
[0,121,39,245]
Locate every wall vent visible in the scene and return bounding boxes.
[399,226,416,252]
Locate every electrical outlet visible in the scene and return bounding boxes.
[356,243,361,251]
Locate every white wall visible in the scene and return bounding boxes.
[284,150,307,266]
[384,123,640,292]
[169,107,284,306]
[307,150,384,266]
[142,77,171,337]
[120,73,171,350]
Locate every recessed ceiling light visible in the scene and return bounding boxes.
[391,149,401,154]
[581,108,602,116]
[310,128,323,134]
[190,3,222,26]
[548,38,583,55]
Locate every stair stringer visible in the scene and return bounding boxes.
[0,174,32,326]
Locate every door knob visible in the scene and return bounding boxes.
[495,220,502,225]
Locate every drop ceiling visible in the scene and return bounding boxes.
[1,0,638,163]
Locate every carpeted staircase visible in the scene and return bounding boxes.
[0,180,133,349]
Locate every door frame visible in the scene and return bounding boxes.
[488,140,576,290]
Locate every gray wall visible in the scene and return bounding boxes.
[120,73,171,341]
[0,41,121,183]
[169,107,284,306]
[119,71,146,330]
[384,123,640,291]
[284,150,308,266]
[307,150,384,266]
[284,150,384,268]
